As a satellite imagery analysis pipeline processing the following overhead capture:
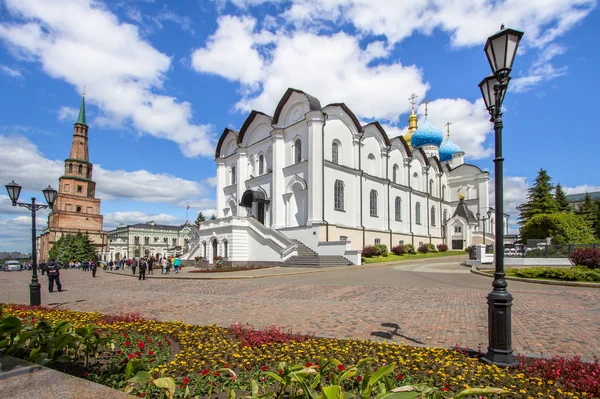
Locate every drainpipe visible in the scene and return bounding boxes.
[438,172,443,240]
[359,134,365,248]
[321,113,329,241]
[407,160,414,246]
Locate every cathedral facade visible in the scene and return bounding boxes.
[185,88,507,265]
[38,94,107,261]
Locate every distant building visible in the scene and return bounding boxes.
[106,221,192,261]
[38,92,108,261]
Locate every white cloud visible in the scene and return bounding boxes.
[0,134,210,204]
[57,106,78,121]
[0,64,22,78]
[564,185,600,195]
[0,0,215,157]
[204,176,218,187]
[489,175,529,233]
[512,44,569,92]
[103,211,178,230]
[419,98,493,160]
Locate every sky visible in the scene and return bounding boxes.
[0,0,599,253]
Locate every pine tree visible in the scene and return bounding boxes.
[575,193,598,235]
[210,214,217,221]
[194,212,206,227]
[517,169,558,227]
[554,183,570,212]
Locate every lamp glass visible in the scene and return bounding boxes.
[484,27,524,73]
[487,209,494,218]
[479,75,497,111]
[42,185,58,207]
[5,180,22,203]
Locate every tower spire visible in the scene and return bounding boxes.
[424,99,430,118]
[445,121,452,137]
[76,87,86,126]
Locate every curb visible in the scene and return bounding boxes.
[469,266,600,288]
[106,255,468,281]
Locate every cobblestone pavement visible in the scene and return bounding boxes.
[1,258,598,360]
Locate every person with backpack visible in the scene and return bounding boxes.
[173,256,181,273]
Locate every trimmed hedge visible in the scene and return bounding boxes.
[362,246,378,257]
[391,245,406,256]
[437,244,448,252]
[504,266,600,282]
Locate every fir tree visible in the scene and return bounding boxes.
[554,183,570,212]
[194,212,206,227]
[210,214,217,221]
[575,193,598,235]
[517,169,558,227]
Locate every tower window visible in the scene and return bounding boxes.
[294,139,302,163]
[393,164,399,183]
[76,206,82,213]
[231,166,236,184]
[332,142,339,164]
[370,190,378,217]
[431,206,436,226]
[415,202,421,225]
[78,165,82,174]
[395,196,402,221]
[334,180,344,211]
[259,155,264,175]
[77,185,83,193]
[69,163,73,173]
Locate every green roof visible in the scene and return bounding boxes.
[76,95,86,125]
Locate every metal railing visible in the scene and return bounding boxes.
[503,244,598,258]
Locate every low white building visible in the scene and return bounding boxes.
[107,221,192,260]
[184,88,507,266]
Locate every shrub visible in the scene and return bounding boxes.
[437,244,448,252]
[374,244,388,257]
[569,247,600,269]
[504,266,600,282]
[404,244,416,254]
[391,245,406,255]
[521,212,596,245]
[425,243,437,253]
[417,244,429,254]
[362,246,379,257]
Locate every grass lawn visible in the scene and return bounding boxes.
[362,250,466,264]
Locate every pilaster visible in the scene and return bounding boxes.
[236,149,248,214]
[270,129,285,228]
[306,112,325,225]
[216,159,226,218]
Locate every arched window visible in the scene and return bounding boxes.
[442,185,446,200]
[334,180,344,211]
[294,139,302,163]
[431,206,436,226]
[415,202,421,225]
[332,142,339,164]
[231,166,236,184]
[443,209,448,224]
[69,163,73,173]
[395,196,402,221]
[78,164,82,174]
[87,166,91,177]
[203,242,207,258]
[223,240,228,258]
[392,164,399,183]
[259,155,264,175]
[429,179,434,195]
[370,190,378,217]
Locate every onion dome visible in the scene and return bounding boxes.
[410,118,443,149]
[439,136,462,162]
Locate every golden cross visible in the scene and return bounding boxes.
[408,93,418,111]
[424,99,430,117]
[445,121,452,137]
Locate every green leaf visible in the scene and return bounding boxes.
[127,370,153,385]
[367,364,396,389]
[228,388,236,399]
[376,393,420,399]
[153,377,176,399]
[261,371,284,384]
[321,385,342,399]
[452,388,511,399]
[338,368,357,384]
[125,358,142,381]
[0,316,22,334]
[251,379,259,398]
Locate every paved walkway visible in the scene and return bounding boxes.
[1,257,598,361]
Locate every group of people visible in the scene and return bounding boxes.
[129,256,181,280]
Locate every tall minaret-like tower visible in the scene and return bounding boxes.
[38,91,107,261]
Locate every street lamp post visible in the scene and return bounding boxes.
[5,180,57,306]
[476,209,494,245]
[478,25,523,367]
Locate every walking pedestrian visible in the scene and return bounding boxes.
[90,259,97,277]
[46,258,62,293]
[139,258,147,280]
[147,256,154,275]
[131,258,138,275]
[161,257,168,275]
[174,256,181,273]
[39,260,46,276]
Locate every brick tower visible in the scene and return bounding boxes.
[38,92,107,260]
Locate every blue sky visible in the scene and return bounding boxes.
[0,0,598,253]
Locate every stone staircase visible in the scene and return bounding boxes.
[283,239,353,267]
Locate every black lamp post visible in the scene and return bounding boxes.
[476,209,494,245]
[478,25,523,367]
[5,180,57,306]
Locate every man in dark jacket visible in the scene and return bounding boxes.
[39,260,46,276]
[46,259,62,293]
[90,259,97,277]
[131,257,138,275]
[138,258,147,281]
[147,256,154,275]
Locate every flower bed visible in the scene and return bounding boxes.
[1,303,597,398]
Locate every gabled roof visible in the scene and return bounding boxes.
[237,111,272,145]
[214,128,238,159]
[430,156,443,171]
[324,103,362,134]
[452,200,478,224]
[362,121,391,147]
[397,136,411,155]
[272,88,321,125]
[417,148,430,166]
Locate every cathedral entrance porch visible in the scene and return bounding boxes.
[240,189,270,226]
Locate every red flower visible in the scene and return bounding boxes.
[225,363,231,368]
[128,354,134,359]
[139,393,146,397]
[397,374,404,380]
[261,365,269,371]
[137,340,145,349]
[166,339,171,346]
[105,333,110,338]
[135,351,141,358]
[213,372,220,377]
[148,350,154,356]
[83,372,88,377]
[201,369,210,376]
[305,362,312,367]
[179,385,184,389]
[183,377,190,385]
[356,376,363,382]
[337,364,345,371]
[277,369,283,374]
[123,333,128,338]
[124,341,131,347]
[148,339,153,343]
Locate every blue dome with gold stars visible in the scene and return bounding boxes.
[439,137,462,162]
[410,118,443,149]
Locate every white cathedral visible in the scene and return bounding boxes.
[184,88,508,266]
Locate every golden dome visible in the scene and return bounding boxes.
[459,192,465,201]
